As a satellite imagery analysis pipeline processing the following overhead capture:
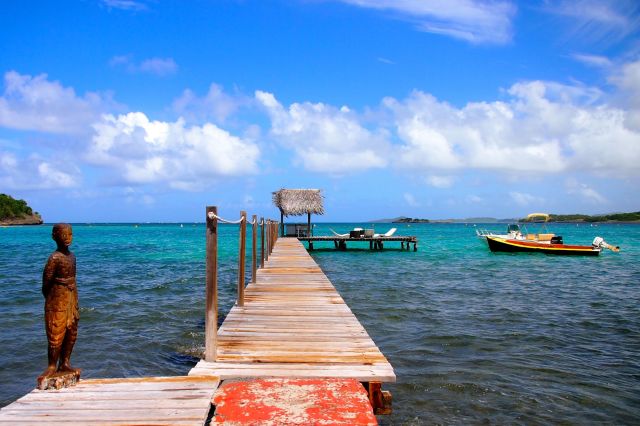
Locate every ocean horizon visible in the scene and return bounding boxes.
[1,222,638,424]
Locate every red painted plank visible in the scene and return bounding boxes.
[212,378,377,425]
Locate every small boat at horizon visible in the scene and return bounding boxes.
[476,213,619,256]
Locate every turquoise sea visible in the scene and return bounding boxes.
[1,222,639,424]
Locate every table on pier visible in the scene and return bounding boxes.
[190,237,396,383]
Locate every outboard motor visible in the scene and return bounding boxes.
[550,236,563,244]
[592,236,620,252]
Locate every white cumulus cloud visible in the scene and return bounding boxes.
[385,88,567,174]
[0,71,113,134]
[0,151,80,190]
[256,91,388,173]
[384,73,640,178]
[89,112,260,189]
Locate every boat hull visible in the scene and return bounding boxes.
[486,237,600,256]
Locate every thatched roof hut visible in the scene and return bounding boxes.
[272,189,324,237]
[272,189,324,217]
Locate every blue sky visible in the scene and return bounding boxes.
[1,0,639,222]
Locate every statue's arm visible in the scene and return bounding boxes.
[42,255,56,297]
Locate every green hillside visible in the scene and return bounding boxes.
[0,194,37,220]
[521,212,640,223]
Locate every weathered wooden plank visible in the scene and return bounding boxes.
[191,237,395,383]
[0,376,219,425]
[191,361,393,371]
[189,361,395,382]
[0,421,200,425]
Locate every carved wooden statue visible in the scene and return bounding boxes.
[38,223,81,389]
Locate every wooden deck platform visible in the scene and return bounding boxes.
[190,237,396,382]
[0,376,220,425]
[298,235,418,251]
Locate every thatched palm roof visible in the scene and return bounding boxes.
[272,189,324,217]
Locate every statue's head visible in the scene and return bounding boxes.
[52,223,73,247]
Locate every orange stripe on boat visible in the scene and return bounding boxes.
[489,237,595,252]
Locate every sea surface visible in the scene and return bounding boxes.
[1,222,639,424]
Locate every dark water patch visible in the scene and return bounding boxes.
[162,351,200,368]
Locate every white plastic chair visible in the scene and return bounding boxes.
[374,228,397,238]
[329,228,349,237]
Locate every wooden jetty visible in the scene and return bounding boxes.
[190,237,396,385]
[299,235,418,251]
[0,207,395,424]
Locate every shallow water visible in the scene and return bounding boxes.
[1,222,639,424]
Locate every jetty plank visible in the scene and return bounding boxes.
[0,376,219,425]
[190,237,395,383]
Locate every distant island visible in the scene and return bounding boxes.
[0,194,43,225]
[522,212,640,223]
[370,216,516,223]
[393,217,430,223]
[371,212,640,224]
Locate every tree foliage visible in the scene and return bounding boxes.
[521,212,640,222]
[0,193,34,219]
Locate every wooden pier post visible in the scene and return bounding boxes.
[238,211,247,307]
[260,216,265,268]
[205,206,218,361]
[252,214,257,283]
[365,382,393,415]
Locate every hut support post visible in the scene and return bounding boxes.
[307,212,311,237]
[205,206,218,361]
[237,211,247,307]
[265,221,270,261]
[251,214,257,283]
[260,217,265,268]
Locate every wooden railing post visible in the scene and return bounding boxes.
[205,206,218,361]
[260,217,265,268]
[269,221,274,254]
[274,221,278,250]
[270,221,274,255]
[237,211,247,307]
[251,214,257,283]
